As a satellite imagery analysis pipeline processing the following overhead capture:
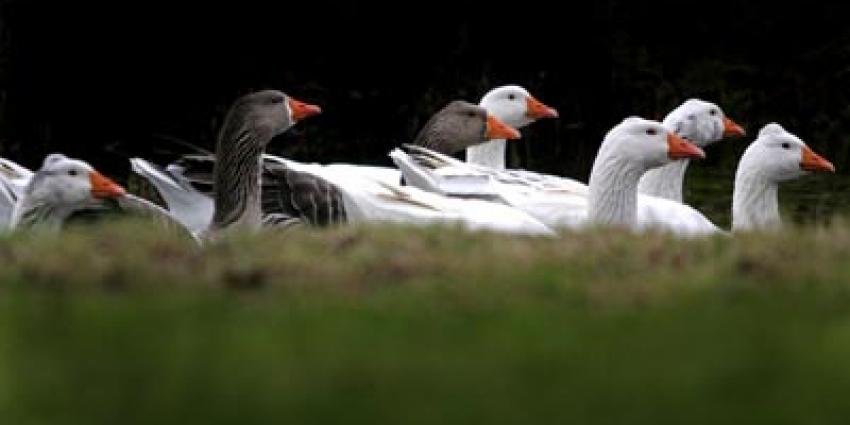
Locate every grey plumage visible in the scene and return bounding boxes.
[412,101,490,155]
[173,155,348,227]
[209,90,295,231]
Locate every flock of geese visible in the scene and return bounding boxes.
[0,85,836,241]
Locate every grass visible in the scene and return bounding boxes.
[2,220,850,424]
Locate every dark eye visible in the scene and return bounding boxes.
[68,169,77,177]
[270,96,284,104]
[467,112,476,117]
[646,128,657,136]
[709,109,718,116]
[508,94,516,101]
[781,142,791,149]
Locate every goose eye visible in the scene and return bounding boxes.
[508,94,516,101]
[68,169,78,177]
[709,109,718,116]
[781,142,791,150]
[270,96,284,104]
[646,128,658,136]
[467,112,476,118]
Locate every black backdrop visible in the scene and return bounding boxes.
[2,0,850,183]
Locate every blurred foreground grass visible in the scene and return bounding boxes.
[2,220,850,424]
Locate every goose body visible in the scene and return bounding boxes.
[0,158,35,228]
[394,144,718,235]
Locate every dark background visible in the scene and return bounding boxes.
[1,0,849,184]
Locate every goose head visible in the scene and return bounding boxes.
[740,123,834,182]
[413,100,521,154]
[479,85,559,129]
[26,154,126,207]
[226,90,322,145]
[589,117,705,227]
[664,98,746,147]
[602,117,706,170]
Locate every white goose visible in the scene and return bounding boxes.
[588,117,706,228]
[7,153,197,239]
[10,154,127,230]
[732,123,834,231]
[638,98,746,202]
[466,85,559,169]
[136,101,554,236]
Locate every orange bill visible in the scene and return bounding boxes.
[723,117,746,137]
[89,170,126,198]
[667,132,706,160]
[800,145,835,172]
[486,115,522,140]
[288,97,322,122]
[526,95,559,120]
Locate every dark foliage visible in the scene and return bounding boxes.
[1,0,849,184]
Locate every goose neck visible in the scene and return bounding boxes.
[465,139,507,170]
[588,154,646,228]
[732,167,781,231]
[636,159,689,202]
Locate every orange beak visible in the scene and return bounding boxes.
[667,132,706,160]
[486,115,522,140]
[800,146,835,173]
[525,95,559,120]
[723,117,746,137]
[288,97,322,122]
[89,170,126,199]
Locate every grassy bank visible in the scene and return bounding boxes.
[2,221,850,424]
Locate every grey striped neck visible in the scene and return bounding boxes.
[210,125,271,231]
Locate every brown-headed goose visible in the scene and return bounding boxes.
[638,98,746,202]
[732,123,834,231]
[208,90,321,233]
[133,90,321,236]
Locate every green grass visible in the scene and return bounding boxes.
[3,220,850,424]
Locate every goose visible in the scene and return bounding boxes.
[732,123,834,231]
[588,117,705,228]
[140,101,554,236]
[638,98,746,202]
[132,90,321,236]
[206,90,322,233]
[7,153,198,239]
[466,85,559,170]
[10,154,127,230]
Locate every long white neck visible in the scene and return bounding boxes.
[732,165,781,232]
[636,159,689,202]
[465,139,507,170]
[588,152,646,228]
